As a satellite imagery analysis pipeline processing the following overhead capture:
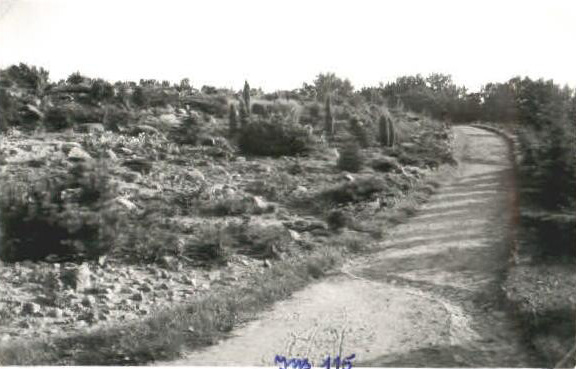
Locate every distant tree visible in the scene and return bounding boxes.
[89,79,115,102]
[313,72,354,102]
[201,85,218,95]
[67,71,86,85]
[0,63,49,94]
[132,86,149,107]
[179,78,191,93]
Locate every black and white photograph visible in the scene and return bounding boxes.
[0,0,574,367]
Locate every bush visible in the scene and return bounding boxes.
[0,162,121,262]
[44,107,74,131]
[238,116,314,157]
[320,177,385,204]
[349,116,370,148]
[337,141,364,173]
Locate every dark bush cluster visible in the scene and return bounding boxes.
[238,116,314,157]
[0,162,121,262]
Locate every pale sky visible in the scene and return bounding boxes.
[0,0,575,92]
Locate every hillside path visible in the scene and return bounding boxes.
[159,126,539,367]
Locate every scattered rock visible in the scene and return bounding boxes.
[342,173,355,182]
[60,142,82,154]
[82,295,96,308]
[208,270,221,282]
[21,302,41,316]
[181,275,194,285]
[283,219,328,233]
[106,149,118,161]
[288,229,302,241]
[122,157,153,174]
[67,147,92,162]
[48,308,64,318]
[139,283,153,293]
[158,282,170,290]
[77,123,105,134]
[263,259,272,268]
[251,196,274,213]
[159,256,181,271]
[120,171,142,183]
[186,169,205,182]
[131,124,160,136]
[131,292,144,302]
[116,197,138,211]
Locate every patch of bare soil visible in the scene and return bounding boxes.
[160,126,541,367]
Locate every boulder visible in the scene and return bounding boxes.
[186,169,205,182]
[105,149,118,161]
[122,157,153,174]
[131,124,160,136]
[77,123,105,134]
[116,197,138,211]
[159,113,180,125]
[371,156,401,173]
[21,302,41,316]
[67,147,92,162]
[283,219,328,233]
[159,256,181,271]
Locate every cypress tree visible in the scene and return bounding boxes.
[229,103,238,135]
[243,80,251,116]
[379,114,396,147]
[324,95,335,136]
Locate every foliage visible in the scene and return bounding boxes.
[0,63,49,93]
[313,73,354,102]
[44,107,74,131]
[243,81,251,115]
[349,115,370,147]
[337,141,364,173]
[378,113,396,147]
[320,177,385,205]
[0,162,121,262]
[238,115,314,157]
[324,95,334,136]
[228,103,238,135]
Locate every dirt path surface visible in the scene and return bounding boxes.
[160,126,539,367]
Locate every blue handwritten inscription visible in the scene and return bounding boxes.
[274,354,355,369]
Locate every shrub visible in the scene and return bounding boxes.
[320,177,385,204]
[324,95,334,136]
[337,141,364,173]
[238,116,314,157]
[103,106,135,132]
[44,107,74,131]
[228,103,238,135]
[349,116,370,148]
[0,162,120,262]
[238,100,250,129]
[379,113,396,147]
[326,209,353,230]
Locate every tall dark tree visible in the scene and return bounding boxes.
[243,80,251,115]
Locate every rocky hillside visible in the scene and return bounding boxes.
[0,65,455,364]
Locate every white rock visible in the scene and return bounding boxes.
[82,295,96,307]
[67,147,92,161]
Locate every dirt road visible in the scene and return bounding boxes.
[161,126,539,367]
